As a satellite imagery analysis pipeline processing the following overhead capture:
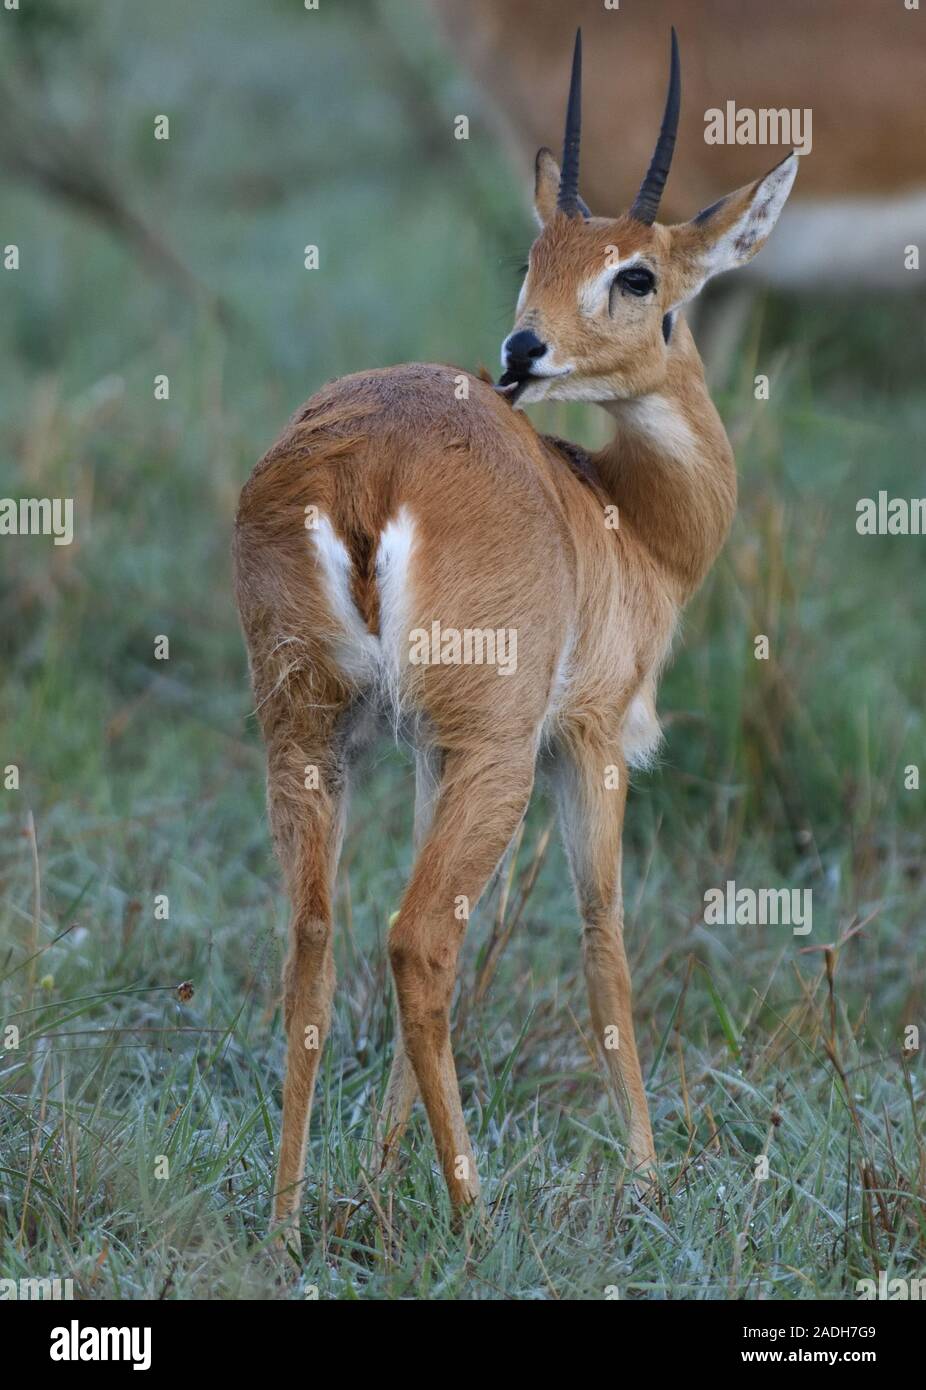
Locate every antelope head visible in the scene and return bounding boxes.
[499,29,799,405]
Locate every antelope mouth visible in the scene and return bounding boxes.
[496,365,573,405]
[495,370,536,405]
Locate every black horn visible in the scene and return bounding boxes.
[557,29,584,217]
[629,28,681,225]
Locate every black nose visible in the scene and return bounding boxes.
[504,329,547,374]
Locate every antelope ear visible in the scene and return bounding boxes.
[534,147,561,226]
[534,146,593,226]
[670,152,799,303]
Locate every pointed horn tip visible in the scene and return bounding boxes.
[557,25,584,216]
[667,28,680,85]
[628,28,682,225]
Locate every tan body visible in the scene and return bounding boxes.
[234,30,796,1237]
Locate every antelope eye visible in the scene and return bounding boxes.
[615,265,656,297]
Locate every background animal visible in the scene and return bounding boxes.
[428,0,926,288]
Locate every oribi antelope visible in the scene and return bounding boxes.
[234,28,798,1240]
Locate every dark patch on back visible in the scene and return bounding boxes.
[541,434,610,507]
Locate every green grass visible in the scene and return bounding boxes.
[1,0,924,1300]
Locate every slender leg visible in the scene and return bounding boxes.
[388,744,535,1207]
[554,735,657,1181]
[377,745,442,1162]
[268,733,348,1246]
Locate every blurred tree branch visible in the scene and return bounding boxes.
[0,7,225,319]
[368,0,523,253]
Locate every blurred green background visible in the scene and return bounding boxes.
[0,0,923,1299]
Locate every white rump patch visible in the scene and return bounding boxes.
[310,516,379,682]
[375,507,416,720]
[308,508,416,717]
